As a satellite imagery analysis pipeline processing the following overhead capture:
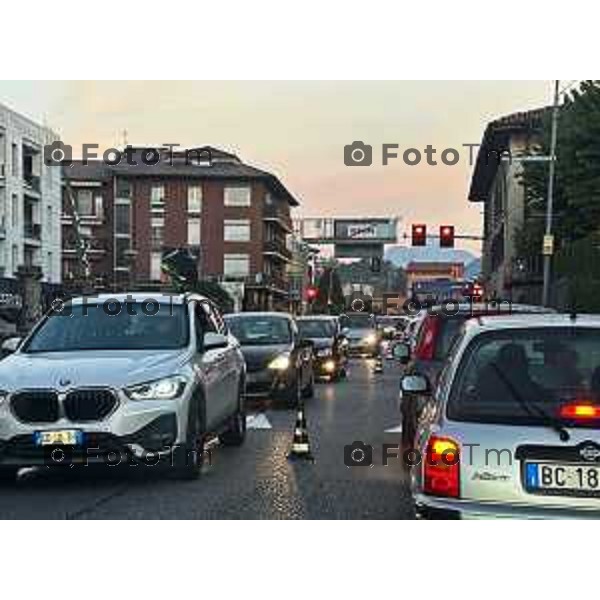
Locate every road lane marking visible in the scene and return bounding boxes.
[246,413,273,430]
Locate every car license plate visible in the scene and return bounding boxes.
[34,430,83,446]
[525,462,600,494]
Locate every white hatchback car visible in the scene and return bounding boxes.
[403,314,600,519]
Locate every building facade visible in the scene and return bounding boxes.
[61,146,298,309]
[0,103,62,282]
[468,108,548,301]
[405,261,465,295]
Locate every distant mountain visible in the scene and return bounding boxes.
[385,242,477,269]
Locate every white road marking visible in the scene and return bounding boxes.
[384,424,403,433]
[246,413,273,430]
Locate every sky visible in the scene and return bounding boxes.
[0,80,551,255]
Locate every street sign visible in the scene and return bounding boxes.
[542,234,554,256]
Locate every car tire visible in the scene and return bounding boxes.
[220,382,247,447]
[173,397,206,481]
[0,466,18,483]
[302,370,315,399]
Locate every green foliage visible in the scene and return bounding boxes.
[520,81,600,257]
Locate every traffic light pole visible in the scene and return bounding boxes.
[541,80,560,308]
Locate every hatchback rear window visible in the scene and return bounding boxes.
[448,328,600,428]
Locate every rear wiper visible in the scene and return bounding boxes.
[489,362,570,442]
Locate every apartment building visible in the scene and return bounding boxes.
[62,146,298,308]
[468,108,548,300]
[0,103,62,282]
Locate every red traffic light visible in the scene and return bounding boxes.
[411,224,427,247]
[439,225,455,248]
[306,286,318,301]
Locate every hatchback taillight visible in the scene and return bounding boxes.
[560,402,600,420]
[413,315,439,361]
[423,436,460,498]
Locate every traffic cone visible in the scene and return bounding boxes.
[287,403,314,461]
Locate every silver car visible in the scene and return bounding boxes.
[0,292,246,481]
[403,314,600,518]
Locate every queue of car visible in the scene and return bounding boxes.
[393,303,600,519]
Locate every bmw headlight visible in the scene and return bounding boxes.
[364,333,377,345]
[268,354,291,371]
[124,375,187,401]
[317,348,332,358]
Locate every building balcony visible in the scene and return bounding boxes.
[263,204,292,233]
[263,240,292,262]
[24,174,41,194]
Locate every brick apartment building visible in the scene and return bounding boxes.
[61,146,299,309]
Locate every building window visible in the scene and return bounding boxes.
[151,185,165,209]
[116,179,131,198]
[12,245,18,273]
[95,195,104,219]
[224,253,250,278]
[115,238,130,268]
[11,194,19,228]
[115,204,131,235]
[224,219,251,242]
[76,190,94,216]
[187,185,202,213]
[11,144,18,177]
[151,217,164,247]
[187,217,201,246]
[150,252,163,281]
[224,186,251,207]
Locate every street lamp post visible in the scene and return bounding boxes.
[541,80,561,307]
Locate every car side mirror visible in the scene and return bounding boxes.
[203,332,228,351]
[401,374,430,394]
[392,342,411,364]
[1,337,22,355]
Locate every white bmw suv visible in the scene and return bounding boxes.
[0,292,246,481]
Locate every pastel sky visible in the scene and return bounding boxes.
[0,81,551,255]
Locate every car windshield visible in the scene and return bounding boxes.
[341,313,375,329]
[297,319,335,339]
[448,328,600,428]
[226,316,292,345]
[23,303,189,352]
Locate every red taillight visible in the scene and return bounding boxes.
[414,315,439,361]
[423,436,460,498]
[560,403,600,420]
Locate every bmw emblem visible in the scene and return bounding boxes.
[59,377,72,388]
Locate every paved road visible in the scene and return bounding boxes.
[0,359,413,519]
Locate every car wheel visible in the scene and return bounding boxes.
[302,369,315,398]
[220,382,247,447]
[173,401,206,481]
[0,466,18,483]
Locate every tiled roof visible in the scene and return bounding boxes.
[62,146,300,206]
[468,107,551,202]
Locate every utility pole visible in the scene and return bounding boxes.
[541,80,560,307]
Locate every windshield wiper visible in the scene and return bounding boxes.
[489,362,570,442]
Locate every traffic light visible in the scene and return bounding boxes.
[411,224,427,247]
[439,225,455,248]
[306,286,318,302]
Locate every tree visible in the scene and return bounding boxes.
[518,81,600,257]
